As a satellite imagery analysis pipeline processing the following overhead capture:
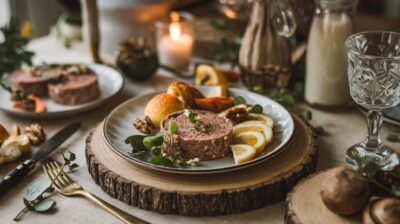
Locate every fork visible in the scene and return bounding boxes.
[43,161,148,224]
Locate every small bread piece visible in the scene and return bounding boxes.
[144,93,184,128]
[167,82,205,108]
[0,135,31,164]
[0,124,9,144]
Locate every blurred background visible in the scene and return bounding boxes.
[0,0,400,59]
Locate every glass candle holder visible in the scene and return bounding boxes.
[155,11,195,71]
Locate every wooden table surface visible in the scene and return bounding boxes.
[0,35,398,224]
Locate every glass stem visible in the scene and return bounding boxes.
[364,110,384,152]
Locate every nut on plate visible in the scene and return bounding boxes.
[24,123,46,145]
[133,116,156,134]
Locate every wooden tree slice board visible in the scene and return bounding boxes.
[85,114,319,216]
[285,169,363,224]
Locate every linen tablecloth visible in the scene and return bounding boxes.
[0,36,398,224]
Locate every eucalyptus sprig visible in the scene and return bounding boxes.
[13,151,79,221]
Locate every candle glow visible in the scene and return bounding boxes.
[157,11,194,70]
[169,12,181,41]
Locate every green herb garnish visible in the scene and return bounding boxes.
[233,96,246,105]
[302,110,312,121]
[14,151,79,221]
[168,120,179,134]
[314,126,325,136]
[143,134,164,150]
[250,104,263,114]
[188,112,197,123]
[150,155,174,167]
[125,135,147,153]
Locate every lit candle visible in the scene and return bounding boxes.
[157,12,194,70]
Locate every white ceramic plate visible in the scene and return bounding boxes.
[0,64,124,119]
[103,87,295,174]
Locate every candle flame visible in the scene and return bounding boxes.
[169,11,181,41]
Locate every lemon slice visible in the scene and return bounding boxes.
[207,85,228,97]
[233,131,267,154]
[195,64,228,86]
[248,113,274,128]
[230,144,257,165]
[233,121,273,144]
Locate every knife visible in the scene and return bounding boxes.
[0,122,81,196]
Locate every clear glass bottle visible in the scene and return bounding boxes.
[305,0,355,108]
[239,0,296,93]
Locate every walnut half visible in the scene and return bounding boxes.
[24,123,46,145]
[133,116,156,134]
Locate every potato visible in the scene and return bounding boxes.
[320,166,370,215]
[363,198,400,224]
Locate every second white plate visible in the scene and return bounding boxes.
[0,64,124,119]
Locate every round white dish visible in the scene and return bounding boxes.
[103,87,295,174]
[0,64,124,119]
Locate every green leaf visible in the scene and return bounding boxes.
[125,135,147,153]
[151,146,161,156]
[68,151,76,161]
[188,112,197,123]
[302,110,312,121]
[250,104,263,114]
[25,179,51,201]
[233,96,246,105]
[168,120,179,134]
[278,94,295,110]
[362,161,380,178]
[143,135,164,150]
[34,198,56,213]
[68,163,79,171]
[314,126,324,136]
[150,155,174,167]
[347,148,362,166]
[390,164,400,178]
[194,121,201,129]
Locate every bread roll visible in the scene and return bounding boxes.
[144,93,184,128]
